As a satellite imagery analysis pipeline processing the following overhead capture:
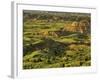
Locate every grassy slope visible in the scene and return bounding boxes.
[23,19,91,69]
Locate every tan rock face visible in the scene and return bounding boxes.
[79,20,90,34]
[63,20,90,34]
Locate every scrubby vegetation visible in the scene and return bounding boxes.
[23,10,91,69]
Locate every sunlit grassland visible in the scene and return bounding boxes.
[23,11,91,69]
